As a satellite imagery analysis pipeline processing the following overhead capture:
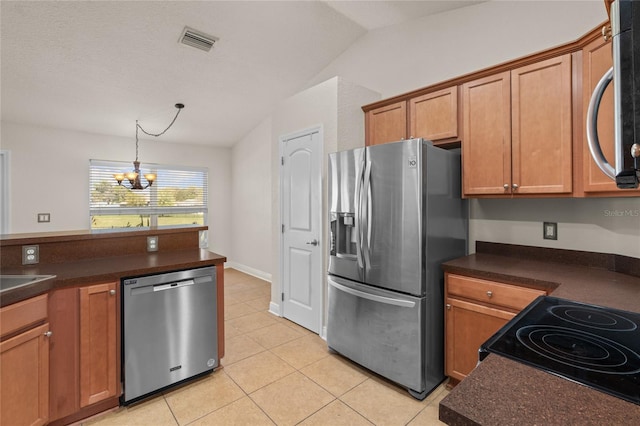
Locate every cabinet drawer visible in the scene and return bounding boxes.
[446,274,545,311]
[1,294,48,338]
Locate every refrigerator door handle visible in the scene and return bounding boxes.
[362,160,372,267]
[328,277,416,308]
[354,155,365,269]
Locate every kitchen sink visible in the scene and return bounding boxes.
[0,275,56,293]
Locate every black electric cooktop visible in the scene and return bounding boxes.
[480,296,640,405]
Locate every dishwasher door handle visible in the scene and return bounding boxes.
[153,279,195,292]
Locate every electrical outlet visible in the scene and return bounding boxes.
[37,213,50,223]
[543,222,557,240]
[199,230,208,249]
[22,245,39,264]
[147,236,158,252]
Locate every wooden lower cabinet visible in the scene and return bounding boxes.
[49,281,119,424]
[79,282,118,407]
[444,273,546,382]
[1,323,50,426]
[445,297,514,382]
[0,294,50,426]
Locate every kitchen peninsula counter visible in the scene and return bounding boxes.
[0,227,226,307]
[0,248,226,307]
[439,242,640,425]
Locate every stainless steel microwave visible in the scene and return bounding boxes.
[587,0,640,189]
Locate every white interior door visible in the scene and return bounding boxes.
[281,129,322,333]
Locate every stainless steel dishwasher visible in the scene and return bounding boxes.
[121,266,218,404]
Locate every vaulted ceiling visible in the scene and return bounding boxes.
[1,1,484,147]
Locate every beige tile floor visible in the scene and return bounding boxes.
[84,268,448,426]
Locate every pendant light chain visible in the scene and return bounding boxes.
[135,104,184,161]
[114,103,184,190]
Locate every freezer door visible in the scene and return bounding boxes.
[364,139,423,295]
[327,275,425,393]
[328,148,366,282]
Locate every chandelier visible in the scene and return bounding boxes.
[114,103,185,190]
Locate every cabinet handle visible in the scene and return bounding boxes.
[486,291,493,298]
[503,184,509,190]
[44,331,53,337]
[109,289,116,296]
[446,304,451,310]
[602,25,612,42]
[512,184,519,190]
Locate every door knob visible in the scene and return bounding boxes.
[306,239,319,246]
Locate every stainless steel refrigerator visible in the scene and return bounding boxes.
[327,138,467,400]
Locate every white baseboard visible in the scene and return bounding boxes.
[268,301,281,317]
[226,261,272,283]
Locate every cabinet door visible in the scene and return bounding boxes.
[0,323,50,426]
[366,101,407,146]
[462,72,512,195]
[79,282,117,407]
[409,86,458,142]
[445,298,514,382]
[512,54,573,194]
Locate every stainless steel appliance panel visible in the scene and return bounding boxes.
[586,0,640,188]
[328,147,365,282]
[122,267,218,404]
[364,139,423,295]
[327,275,425,393]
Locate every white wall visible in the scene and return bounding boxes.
[471,198,640,258]
[0,121,232,257]
[229,118,272,279]
[309,1,606,99]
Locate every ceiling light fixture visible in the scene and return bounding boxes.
[114,103,185,190]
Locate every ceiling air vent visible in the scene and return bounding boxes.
[179,27,219,52]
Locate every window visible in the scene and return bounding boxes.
[89,160,208,231]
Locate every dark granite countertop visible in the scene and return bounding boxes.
[440,354,640,426]
[0,249,226,307]
[439,243,640,425]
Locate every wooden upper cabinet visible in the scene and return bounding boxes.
[79,282,118,408]
[462,54,573,197]
[462,71,512,195]
[366,101,407,146]
[581,36,640,195]
[511,54,573,195]
[409,86,459,142]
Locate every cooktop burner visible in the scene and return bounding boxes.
[480,296,640,405]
